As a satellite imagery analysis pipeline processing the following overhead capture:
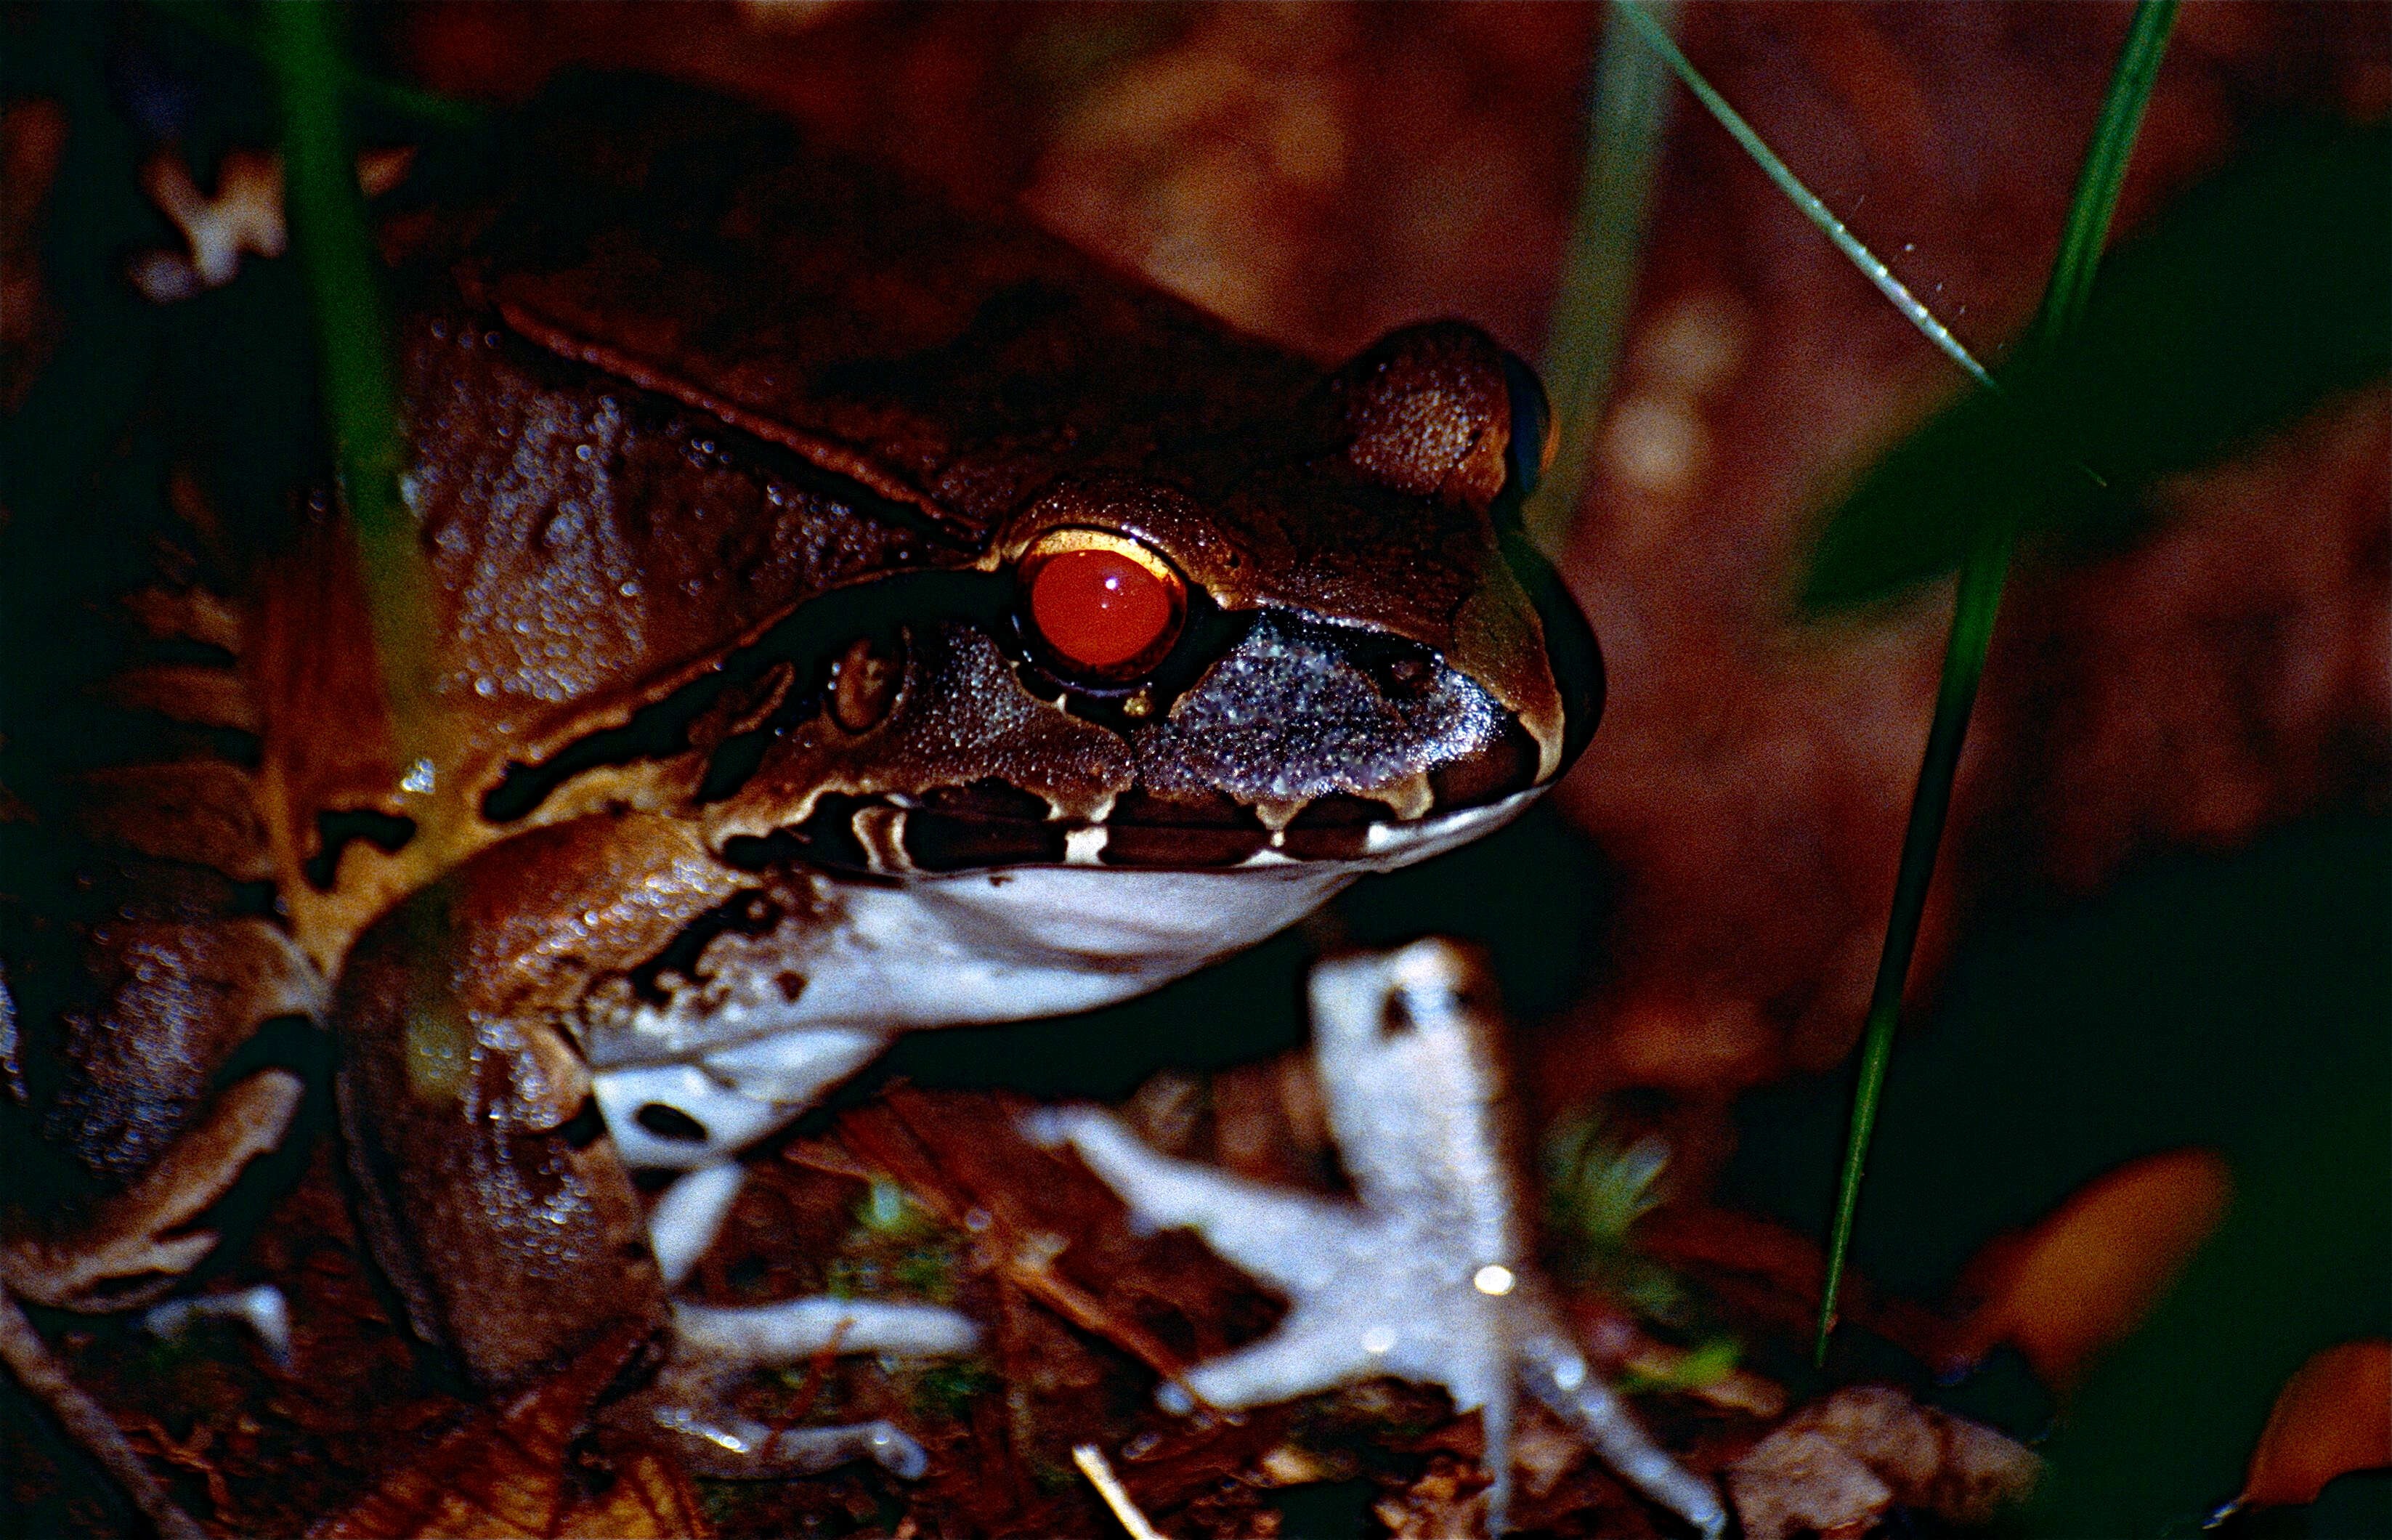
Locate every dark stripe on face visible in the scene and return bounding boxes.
[478,568,1013,825]
[1092,788,1268,868]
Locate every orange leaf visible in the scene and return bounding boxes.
[2241,1340,2391,1507]
[559,1445,712,1539]
[308,1323,703,1539]
[1950,1148,2232,1392]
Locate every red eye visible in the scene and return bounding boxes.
[1021,530,1185,680]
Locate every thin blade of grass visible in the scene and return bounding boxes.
[258,3,449,836]
[1815,0,2179,1366]
[1608,0,1995,392]
[1803,118,2388,609]
[158,0,485,130]
[1524,1,1676,552]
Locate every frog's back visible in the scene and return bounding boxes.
[7,73,1597,1325]
[257,76,1343,965]
[256,78,1368,961]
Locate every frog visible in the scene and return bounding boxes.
[0,72,1602,1480]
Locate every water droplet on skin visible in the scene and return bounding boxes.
[400,759,435,795]
[575,443,593,462]
[474,676,497,698]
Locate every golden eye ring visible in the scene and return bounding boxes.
[1017,527,1187,683]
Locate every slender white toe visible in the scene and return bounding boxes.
[649,1162,748,1288]
[673,1296,980,1362]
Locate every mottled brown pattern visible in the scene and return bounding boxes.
[7,45,1605,1526]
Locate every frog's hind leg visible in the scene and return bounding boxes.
[4,565,330,1310]
[1,916,325,1310]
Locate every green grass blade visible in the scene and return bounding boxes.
[158,1,485,130]
[1804,117,2386,609]
[1524,2,1676,551]
[1609,0,1995,391]
[258,3,448,830]
[2031,5,2178,359]
[1815,0,2179,1365]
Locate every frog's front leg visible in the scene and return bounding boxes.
[331,814,723,1387]
[335,811,973,1478]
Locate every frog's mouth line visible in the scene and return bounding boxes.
[723,777,1546,880]
[581,790,1544,1077]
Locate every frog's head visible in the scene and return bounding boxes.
[677,322,1600,1017]
[342,83,1603,1034]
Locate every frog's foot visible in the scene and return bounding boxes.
[671,1297,980,1363]
[631,1299,977,1480]
[584,1034,972,1481]
[1030,940,1730,1539]
[1519,1329,1728,1540]
[595,1031,891,1284]
[648,1398,931,1480]
[1,1069,303,1310]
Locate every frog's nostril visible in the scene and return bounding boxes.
[636,1102,710,1143]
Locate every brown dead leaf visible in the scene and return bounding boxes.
[1730,1427,1891,1540]
[129,1414,235,1523]
[836,1087,1205,1394]
[1727,1386,2038,1540]
[2240,1340,2391,1507]
[1949,1148,2233,1391]
[1374,1453,1488,1540]
[561,1443,713,1539]
[309,1322,705,1540]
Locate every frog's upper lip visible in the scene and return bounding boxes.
[731,764,1546,878]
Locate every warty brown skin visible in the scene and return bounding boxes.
[5,73,1600,1390]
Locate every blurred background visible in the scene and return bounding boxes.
[4,2,2385,1533]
